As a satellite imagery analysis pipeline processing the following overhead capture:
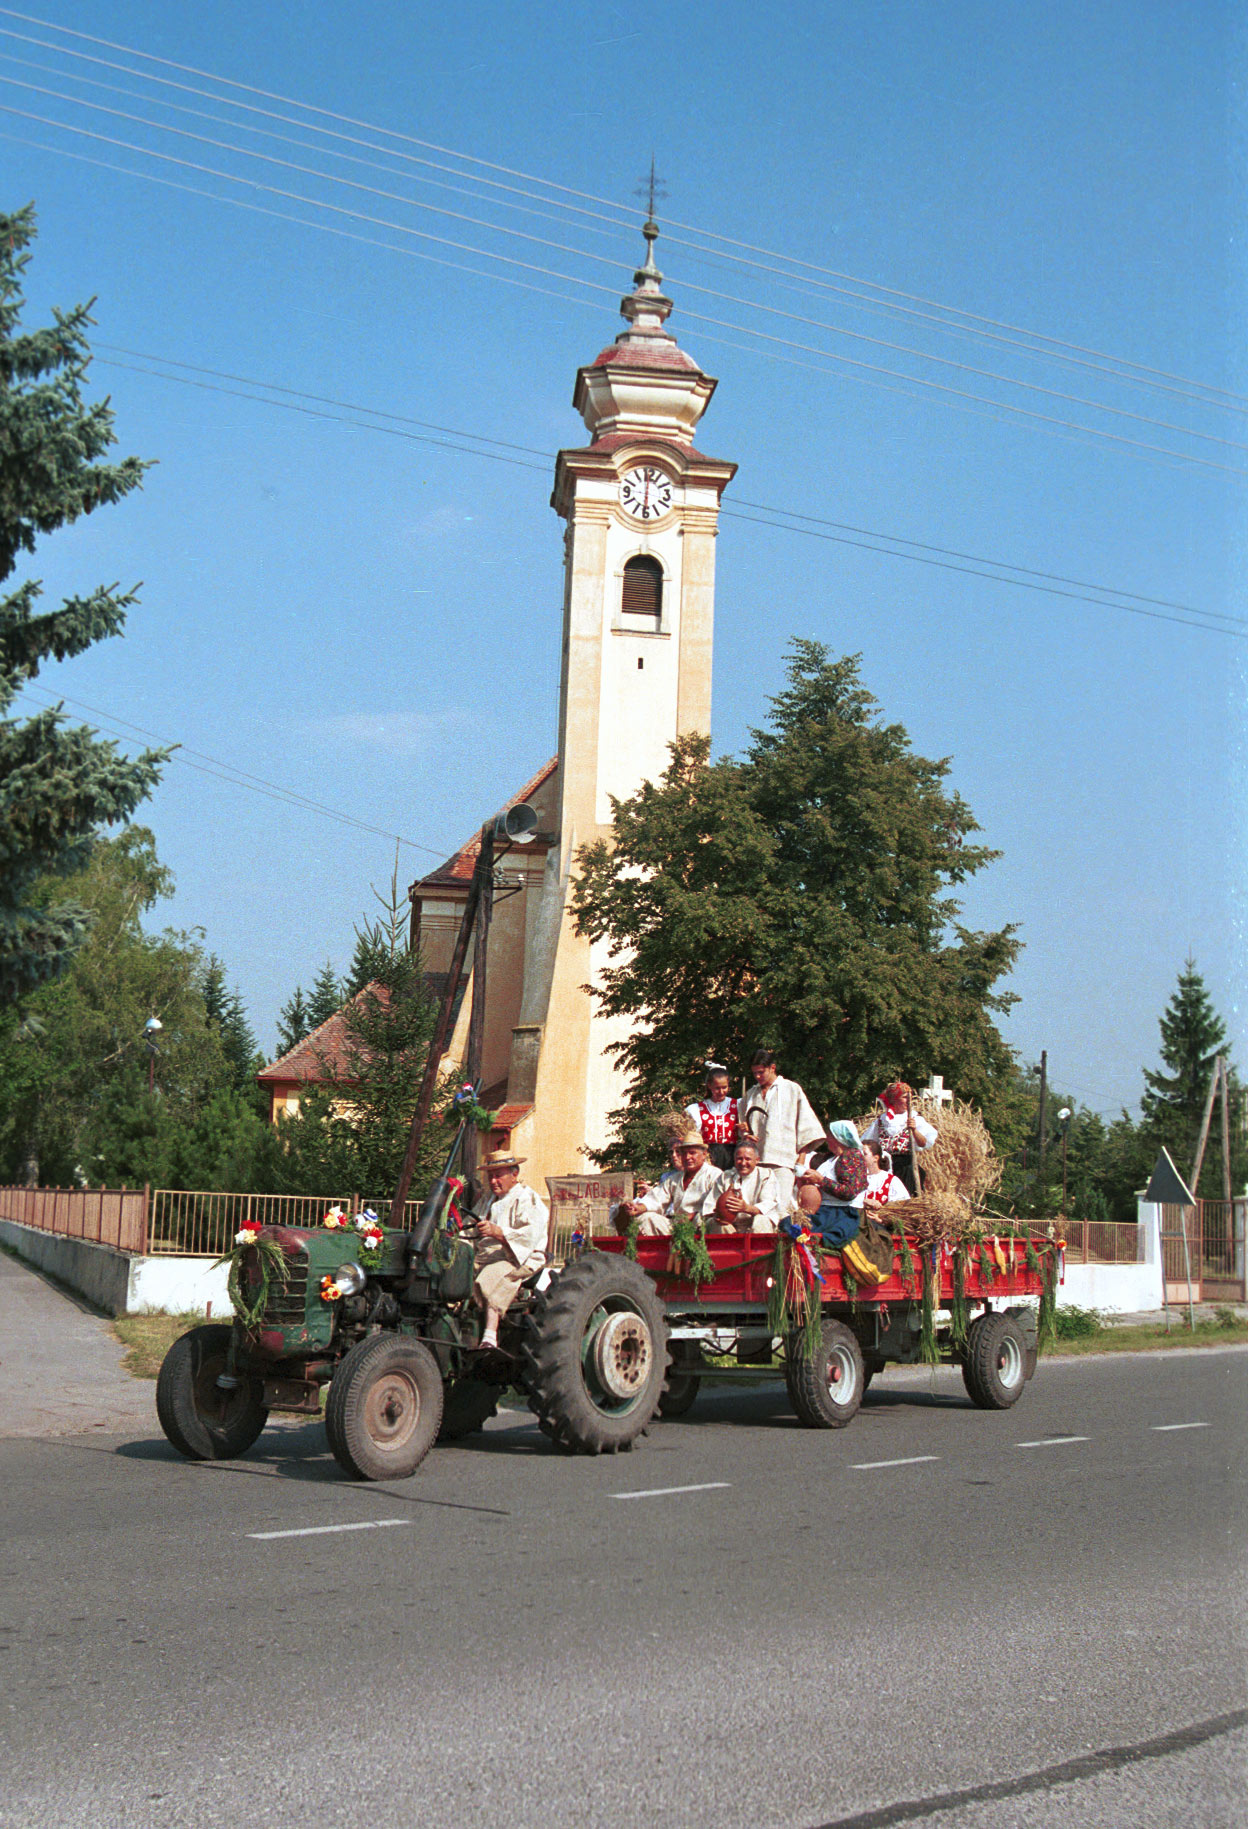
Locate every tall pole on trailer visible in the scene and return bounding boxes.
[463,824,497,1188]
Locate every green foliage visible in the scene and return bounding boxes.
[269,869,450,1202]
[275,984,312,1057]
[1054,1304,1104,1339]
[306,961,344,1029]
[572,640,1020,1165]
[0,204,165,1003]
[1140,958,1243,1198]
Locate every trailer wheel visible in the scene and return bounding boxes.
[658,1372,701,1418]
[156,1324,268,1461]
[862,1353,884,1393]
[523,1250,666,1453]
[962,1312,1029,1409]
[1005,1306,1039,1380]
[786,1320,865,1429]
[436,1375,500,1442]
[325,1334,442,1479]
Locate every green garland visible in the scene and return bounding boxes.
[977,1239,996,1286]
[1037,1244,1059,1354]
[215,1233,290,1329]
[623,1218,640,1262]
[897,1228,918,1297]
[949,1247,969,1350]
[919,1251,939,1367]
[448,1092,499,1132]
[767,1232,823,1359]
[669,1218,715,1291]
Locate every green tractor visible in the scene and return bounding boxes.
[155,1129,667,1480]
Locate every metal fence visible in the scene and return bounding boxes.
[146,1190,423,1258]
[0,1184,148,1252]
[1159,1199,1246,1301]
[1059,1219,1142,1265]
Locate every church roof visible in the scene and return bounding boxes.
[257,982,389,1086]
[411,755,558,893]
[589,340,703,374]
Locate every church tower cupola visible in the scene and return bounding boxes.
[573,219,717,447]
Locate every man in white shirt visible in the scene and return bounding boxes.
[628,1130,721,1237]
[703,1133,781,1232]
[737,1049,824,1213]
[474,1149,550,1350]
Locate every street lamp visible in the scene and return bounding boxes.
[1058,1107,1072,1213]
[143,1015,162,1093]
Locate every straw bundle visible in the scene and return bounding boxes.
[878,1189,974,1247]
[655,1109,692,1147]
[857,1096,1002,1204]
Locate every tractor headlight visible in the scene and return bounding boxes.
[333,1261,367,1297]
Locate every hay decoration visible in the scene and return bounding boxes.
[667,1218,715,1291]
[656,1109,692,1147]
[884,1189,975,1249]
[857,1096,1002,1204]
[767,1229,824,1357]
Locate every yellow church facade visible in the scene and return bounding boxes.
[409,219,735,1195]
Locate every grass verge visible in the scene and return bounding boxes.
[113,1312,202,1379]
[1048,1315,1248,1356]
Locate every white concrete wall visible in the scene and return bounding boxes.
[1,1218,230,1316]
[1059,1260,1163,1315]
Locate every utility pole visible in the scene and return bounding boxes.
[1189,1055,1221,1197]
[1037,1050,1048,1209]
[463,823,497,1188]
[1218,1055,1233,1204]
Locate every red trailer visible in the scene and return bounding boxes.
[588,1226,1062,1429]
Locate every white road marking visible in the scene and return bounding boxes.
[611,1482,732,1501]
[1152,1421,1210,1432]
[1015,1436,1089,1449]
[248,1519,413,1541]
[850,1455,940,1470]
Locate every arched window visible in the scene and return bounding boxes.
[621,554,663,622]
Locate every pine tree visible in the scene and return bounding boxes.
[306,961,343,1029]
[1140,958,1238,1193]
[572,639,1020,1167]
[0,205,164,1004]
[275,985,312,1057]
[344,929,378,999]
[201,954,260,1094]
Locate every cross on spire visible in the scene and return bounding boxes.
[635,155,668,233]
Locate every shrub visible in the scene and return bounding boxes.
[1054,1304,1104,1339]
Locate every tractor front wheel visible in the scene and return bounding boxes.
[156,1324,268,1461]
[325,1335,443,1479]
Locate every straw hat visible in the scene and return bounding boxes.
[483,1148,524,1170]
[677,1125,707,1150]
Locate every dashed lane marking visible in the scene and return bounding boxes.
[248,1519,413,1541]
[1015,1436,1089,1449]
[850,1456,940,1471]
[611,1482,732,1501]
[1152,1421,1210,1431]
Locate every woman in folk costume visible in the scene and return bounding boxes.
[685,1062,740,1170]
[702,1132,781,1233]
[861,1136,909,1204]
[799,1119,868,1247]
[737,1048,825,1213]
[861,1080,938,1195]
[624,1128,721,1237]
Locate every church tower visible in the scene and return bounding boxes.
[410,218,736,1196]
[508,217,736,1189]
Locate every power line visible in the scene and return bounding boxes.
[85,342,1244,638]
[7,106,1244,480]
[15,684,451,857]
[5,72,1245,461]
[4,3,1241,412]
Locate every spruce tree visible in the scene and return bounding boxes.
[306,961,343,1029]
[1140,958,1238,1193]
[0,205,163,1004]
[275,985,312,1057]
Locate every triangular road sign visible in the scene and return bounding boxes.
[1143,1146,1196,1206]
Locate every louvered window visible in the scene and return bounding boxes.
[621,555,662,621]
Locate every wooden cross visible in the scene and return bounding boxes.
[921,1073,954,1108]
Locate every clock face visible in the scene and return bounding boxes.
[618,465,674,521]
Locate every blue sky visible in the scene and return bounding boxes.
[3,0,1244,1118]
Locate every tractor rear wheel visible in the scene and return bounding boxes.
[961,1312,1029,1409]
[786,1319,865,1429]
[437,1375,500,1442]
[325,1334,442,1479]
[156,1323,268,1461]
[523,1250,666,1453]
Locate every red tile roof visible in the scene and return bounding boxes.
[257,983,389,1085]
[590,341,703,374]
[490,1103,533,1131]
[411,756,558,894]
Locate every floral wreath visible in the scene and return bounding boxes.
[319,1207,386,1301]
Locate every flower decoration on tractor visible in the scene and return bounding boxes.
[322,1207,348,1230]
[320,1274,344,1303]
[354,1209,385,1260]
[234,1221,262,1247]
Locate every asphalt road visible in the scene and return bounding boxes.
[1,1347,1244,1829]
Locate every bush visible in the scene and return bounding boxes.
[1054,1304,1104,1339]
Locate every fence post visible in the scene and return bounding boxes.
[141,1184,149,1254]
